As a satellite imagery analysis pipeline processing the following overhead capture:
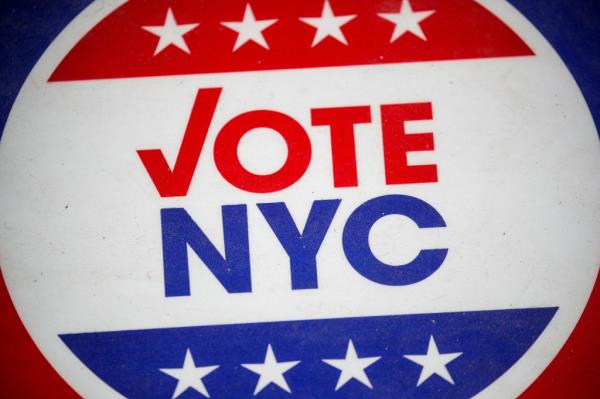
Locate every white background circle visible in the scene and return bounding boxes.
[0,1,598,398]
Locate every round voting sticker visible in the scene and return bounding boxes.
[0,1,598,398]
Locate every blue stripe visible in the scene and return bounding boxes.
[61,307,557,398]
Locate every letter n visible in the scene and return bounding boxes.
[161,206,251,296]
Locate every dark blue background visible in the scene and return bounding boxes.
[0,0,599,137]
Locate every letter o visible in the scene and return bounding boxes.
[214,110,312,193]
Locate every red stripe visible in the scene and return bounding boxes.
[49,0,533,81]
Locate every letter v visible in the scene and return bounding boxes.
[137,87,222,197]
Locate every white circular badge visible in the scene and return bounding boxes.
[0,0,598,398]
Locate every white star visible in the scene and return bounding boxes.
[142,8,200,55]
[159,349,219,398]
[241,344,300,395]
[323,340,381,390]
[378,0,435,42]
[221,4,277,51]
[403,335,462,386]
[300,0,356,47]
